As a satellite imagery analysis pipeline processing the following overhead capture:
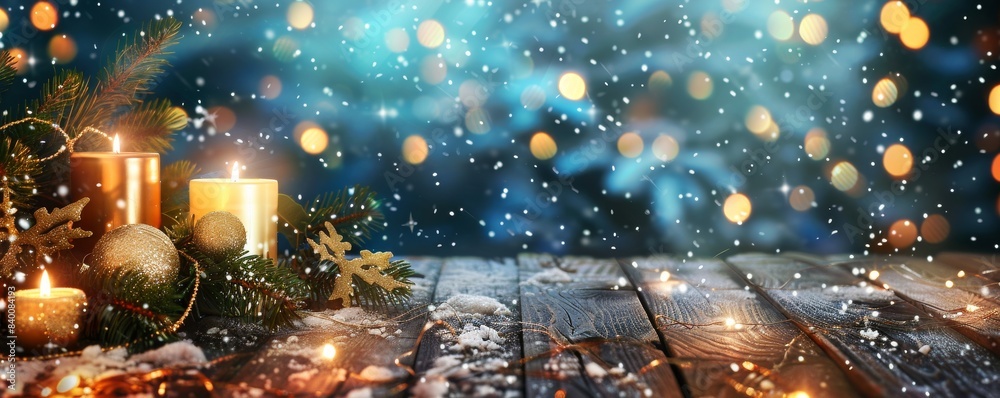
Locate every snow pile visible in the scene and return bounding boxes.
[451,325,505,352]
[359,365,399,382]
[430,294,511,320]
[522,268,573,285]
[9,341,207,396]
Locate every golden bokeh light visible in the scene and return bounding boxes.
[617,132,644,158]
[804,128,830,160]
[789,185,815,211]
[31,1,58,31]
[652,134,680,162]
[385,28,410,53]
[417,20,445,48]
[920,214,950,244]
[521,85,546,110]
[648,70,673,92]
[8,48,28,74]
[989,84,1000,115]
[402,135,429,165]
[207,106,237,132]
[880,1,910,34]
[420,56,448,85]
[48,35,77,64]
[830,161,859,192]
[0,9,9,32]
[558,72,587,101]
[899,17,929,50]
[992,153,1000,182]
[788,392,811,398]
[300,127,329,155]
[883,144,913,177]
[744,105,772,135]
[687,71,713,100]
[766,10,794,41]
[259,75,283,99]
[724,193,752,224]
[529,132,558,160]
[888,219,917,248]
[872,78,898,108]
[465,108,491,134]
[287,1,314,29]
[799,14,828,46]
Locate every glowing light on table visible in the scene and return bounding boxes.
[530,132,558,160]
[883,144,913,177]
[189,162,279,260]
[558,72,587,101]
[322,343,337,360]
[403,135,430,165]
[723,193,752,224]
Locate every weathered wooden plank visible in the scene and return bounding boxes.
[790,253,1000,356]
[620,256,857,397]
[726,253,1000,397]
[518,254,682,397]
[520,254,632,290]
[225,258,442,397]
[410,257,524,397]
[936,252,1000,286]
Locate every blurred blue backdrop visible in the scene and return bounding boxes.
[3,0,999,257]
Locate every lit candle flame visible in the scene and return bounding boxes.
[322,343,336,360]
[113,134,121,154]
[231,161,240,182]
[40,270,51,297]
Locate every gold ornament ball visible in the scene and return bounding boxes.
[193,211,247,259]
[90,224,180,288]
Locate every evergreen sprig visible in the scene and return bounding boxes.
[278,185,386,251]
[0,51,15,101]
[161,160,200,227]
[82,264,191,351]
[192,250,309,330]
[297,258,416,310]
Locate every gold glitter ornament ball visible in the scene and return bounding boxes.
[90,224,180,288]
[193,211,247,259]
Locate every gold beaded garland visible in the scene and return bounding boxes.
[193,211,247,260]
[90,224,180,288]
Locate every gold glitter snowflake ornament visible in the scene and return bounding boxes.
[307,221,409,307]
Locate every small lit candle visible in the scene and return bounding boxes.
[13,270,88,349]
[70,135,160,253]
[189,162,279,260]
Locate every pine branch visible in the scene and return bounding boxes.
[0,50,16,102]
[111,98,187,153]
[0,139,43,209]
[82,264,188,351]
[278,186,386,251]
[193,250,308,330]
[34,71,85,124]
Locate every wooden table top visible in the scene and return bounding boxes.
[169,252,1000,397]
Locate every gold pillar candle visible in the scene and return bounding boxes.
[70,135,160,253]
[189,163,279,260]
[13,271,88,349]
